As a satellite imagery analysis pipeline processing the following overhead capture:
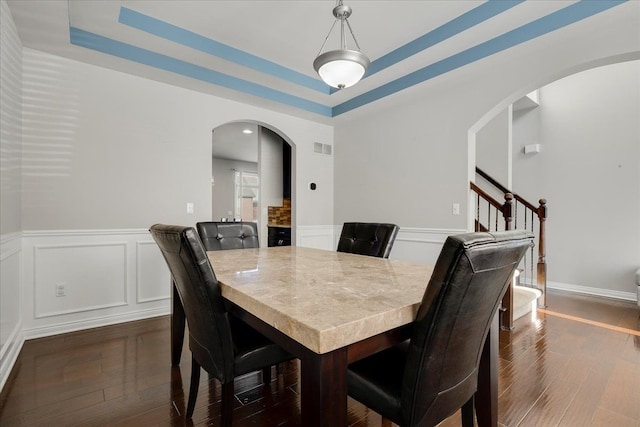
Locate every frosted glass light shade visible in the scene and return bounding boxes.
[313,49,370,89]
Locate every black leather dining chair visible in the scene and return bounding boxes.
[168,221,261,365]
[337,222,399,258]
[347,230,533,427]
[196,221,290,377]
[149,224,293,423]
[196,221,259,251]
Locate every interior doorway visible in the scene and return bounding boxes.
[211,122,293,247]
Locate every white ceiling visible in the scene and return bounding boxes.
[7,0,618,120]
[212,122,259,163]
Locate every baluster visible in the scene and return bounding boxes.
[530,209,534,289]
[476,194,480,231]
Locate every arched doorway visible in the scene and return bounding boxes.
[468,56,639,312]
[211,121,294,247]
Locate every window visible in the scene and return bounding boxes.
[234,171,259,222]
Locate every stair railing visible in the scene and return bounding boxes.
[471,167,547,330]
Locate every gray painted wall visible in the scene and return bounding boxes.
[513,61,640,295]
[17,48,333,230]
[334,5,638,293]
[477,108,511,189]
[0,0,23,385]
[259,127,284,244]
[0,0,22,236]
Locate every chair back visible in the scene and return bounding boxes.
[337,222,399,258]
[196,221,259,251]
[149,224,234,382]
[402,230,533,426]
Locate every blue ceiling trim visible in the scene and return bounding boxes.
[69,27,332,117]
[366,0,525,77]
[333,0,627,117]
[118,7,331,95]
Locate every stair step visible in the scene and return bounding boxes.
[513,285,542,321]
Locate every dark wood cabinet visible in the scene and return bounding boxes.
[283,142,291,200]
[268,226,291,247]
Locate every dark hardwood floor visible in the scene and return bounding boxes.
[1,290,638,426]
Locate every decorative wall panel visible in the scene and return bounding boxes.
[136,241,170,303]
[34,242,128,318]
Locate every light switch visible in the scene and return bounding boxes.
[186,202,194,214]
[452,203,460,215]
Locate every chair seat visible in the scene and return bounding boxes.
[348,341,409,423]
[230,317,292,377]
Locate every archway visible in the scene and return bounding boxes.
[211,120,296,247]
[468,54,640,306]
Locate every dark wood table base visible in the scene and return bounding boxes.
[171,283,498,427]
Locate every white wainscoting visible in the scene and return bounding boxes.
[137,241,171,303]
[21,229,171,340]
[297,225,467,266]
[34,242,128,318]
[390,227,467,265]
[0,232,24,391]
[4,226,636,394]
[296,225,340,251]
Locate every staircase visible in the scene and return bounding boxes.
[513,273,542,321]
[471,167,548,330]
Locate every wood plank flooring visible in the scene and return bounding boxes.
[1,290,638,426]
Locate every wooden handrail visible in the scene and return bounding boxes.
[477,167,538,211]
[472,167,548,330]
[470,182,504,210]
[476,167,509,194]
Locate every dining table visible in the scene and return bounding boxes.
[171,245,499,426]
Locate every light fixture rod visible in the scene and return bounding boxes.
[344,18,361,51]
[312,0,369,89]
[315,19,338,57]
[341,14,345,49]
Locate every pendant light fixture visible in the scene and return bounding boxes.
[313,0,370,89]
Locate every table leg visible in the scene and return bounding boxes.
[301,348,348,427]
[476,312,498,427]
[171,282,185,365]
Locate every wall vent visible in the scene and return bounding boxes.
[314,142,332,155]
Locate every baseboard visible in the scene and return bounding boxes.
[0,320,24,392]
[23,306,170,340]
[547,280,637,302]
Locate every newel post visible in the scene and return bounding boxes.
[537,199,547,308]
[502,193,514,231]
[500,193,515,330]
